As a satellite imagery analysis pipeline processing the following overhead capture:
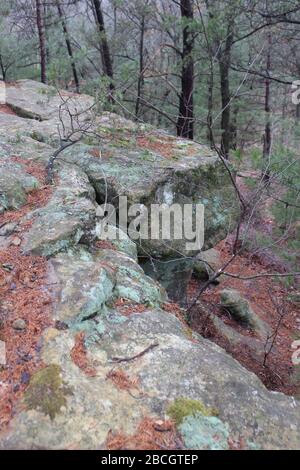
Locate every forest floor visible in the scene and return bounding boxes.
[187,241,300,396]
[0,157,54,429]
[187,173,300,397]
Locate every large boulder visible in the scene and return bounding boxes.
[1,81,240,300]
[2,80,240,257]
[193,248,222,281]
[61,140,239,257]
[0,309,299,450]
[5,79,94,122]
[60,139,239,300]
[220,289,270,339]
[48,245,165,326]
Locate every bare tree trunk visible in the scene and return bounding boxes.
[176,0,194,140]
[56,0,80,93]
[262,29,272,182]
[36,0,47,84]
[230,103,238,150]
[92,0,114,101]
[295,64,300,122]
[135,15,145,119]
[218,23,233,159]
[207,69,214,147]
[0,54,6,81]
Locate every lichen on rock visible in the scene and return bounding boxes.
[24,364,73,420]
[179,413,230,450]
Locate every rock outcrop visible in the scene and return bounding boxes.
[1,80,239,299]
[0,80,299,450]
[1,309,300,450]
[0,160,39,213]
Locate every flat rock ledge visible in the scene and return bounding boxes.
[0,309,299,450]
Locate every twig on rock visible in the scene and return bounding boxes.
[109,343,159,363]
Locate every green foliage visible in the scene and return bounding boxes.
[232,148,243,162]
[250,148,261,169]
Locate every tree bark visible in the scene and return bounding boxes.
[56,0,80,93]
[92,0,114,100]
[0,54,6,82]
[176,0,194,140]
[135,15,145,119]
[36,0,47,84]
[262,29,272,182]
[218,23,233,158]
[207,69,214,147]
[230,104,238,150]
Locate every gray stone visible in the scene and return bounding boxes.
[0,222,18,237]
[199,305,265,359]
[6,79,94,122]
[22,164,97,256]
[97,224,138,261]
[0,160,39,211]
[179,414,230,450]
[49,247,114,325]
[12,319,26,331]
[2,81,299,451]
[0,309,299,450]
[98,248,166,306]
[48,245,165,326]
[193,248,222,281]
[220,289,270,339]
[62,141,240,258]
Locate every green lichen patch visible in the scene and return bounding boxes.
[179,414,230,450]
[167,397,218,426]
[24,364,73,420]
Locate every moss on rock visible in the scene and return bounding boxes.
[24,364,73,420]
[167,397,218,426]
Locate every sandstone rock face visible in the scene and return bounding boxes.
[1,80,240,299]
[1,81,299,450]
[61,141,239,257]
[22,164,97,257]
[0,160,39,213]
[48,246,165,326]
[6,79,94,122]
[1,309,300,450]
[2,80,240,256]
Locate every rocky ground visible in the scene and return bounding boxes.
[0,80,299,450]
